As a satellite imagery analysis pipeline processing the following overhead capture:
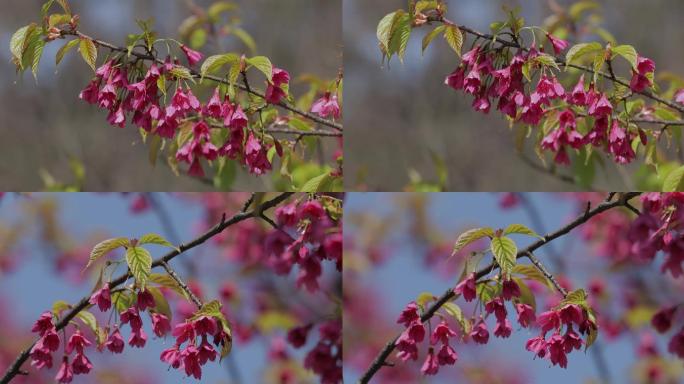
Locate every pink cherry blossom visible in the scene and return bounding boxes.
[180,45,203,67]
[89,283,111,312]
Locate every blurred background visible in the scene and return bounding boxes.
[344,193,684,383]
[0,193,339,383]
[344,0,684,191]
[1,0,341,191]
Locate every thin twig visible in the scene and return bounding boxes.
[160,260,203,307]
[524,251,567,297]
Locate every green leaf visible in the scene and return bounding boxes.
[169,66,193,81]
[422,25,445,54]
[231,27,256,55]
[30,39,46,79]
[490,236,517,278]
[111,290,133,313]
[76,311,98,335]
[388,13,411,62]
[534,53,560,71]
[443,25,463,57]
[416,291,435,307]
[560,288,588,306]
[513,277,536,310]
[663,165,684,191]
[52,300,71,315]
[148,134,162,166]
[138,233,176,249]
[377,10,401,53]
[476,283,497,303]
[611,44,637,69]
[78,37,98,72]
[56,39,79,66]
[86,237,130,271]
[247,56,273,80]
[415,0,439,13]
[10,24,34,64]
[503,223,542,238]
[147,286,172,320]
[149,273,188,299]
[300,172,332,192]
[442,302,471,335]
[565,42,603,68]
[585,326,598,350]
[512,264,554,290]
[200,53,239,78]
[452,227,494,254]
[125,246,152,290]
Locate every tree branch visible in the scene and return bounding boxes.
[357,192,641,383]
[60,30,342,132]
[0,192,293,384]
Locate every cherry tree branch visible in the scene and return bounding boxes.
[0,192,293,384]
[357,192,641,383]
[425,15,684,115]
[59,30,343,132]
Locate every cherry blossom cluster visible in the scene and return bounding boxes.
[444,36,655,166]
[285,320,342,384]
[159,315,229,380]
[651,305,684,359]
[29,313,95,383]
[78,50,291,177]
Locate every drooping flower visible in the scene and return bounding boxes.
[105,327,125,353]
[265,67,290,104]
[89,283,111,312]
[66,330,92,354]
[454,272,477,302]
[484,297,507,321]
[180,45,203,67]
[311,92,341,119]
[120,307,143,331]
[546,33,569,55]
[173,322,196,344]
[151,313,172,337]
[502,279,521,300]
[537,310,561,335]
[395,331,419,362]
[161,344,183,369]
[71,352,93,375]
[630,55,655,92]
[136,290,156,311]
[182,344,203,379]
[526,336,548,358]
[287,324,313,348]
[420,348,439,375]
[56,356,74,383]
[129,327,148,348]
[32,311,55,336]
[430,321,457,345]
[494,318,512,338]
[437,344,458,365]
[470,319,489,344]
[515,303,536,328]
[652,306,677,333]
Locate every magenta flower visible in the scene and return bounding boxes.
[79,79,100,104]
[437,344,458,365]
[180,45,203,67]
[89,283,111,312]
[397,301,420,326]
[470,319,489,344]
[244,133,272,175]
[454,272,477,302]
[515,303,536,328]
[311,92,341,119]
[502,279,521,300]
[548,333,568,368]
[395,331,419,361]
[406,320,426,343]
[430,320,457,345]
[56,356,74,383]
[652,306,677,333]
[494,318,513,338]
[42,329,61,352]
[29,343,53,370]
[569,74,587,106]
[420,348,440,375]
[588,93,612,117]
[66,330,92,354]
[546,33,569,55]
[193,316,218,336]
[71,352,93,375]
[444,66,466,90]
[525,336,547,358]
[668,328,684,358]
[287,324,313,348]
[484,297,507,321]
[161,344,183,368]
[31,311,55,336]
[136,290,156,311]
[224,104,248,129]
[173,322,196,344]
[120,307,143,331]
[128,327,147,348]
[537,310,561,334]
[182,345,203,379]
[151,313,171,337]
[198,337,218,364]
[562,326,583,351]
[265,67,290,104]
[105,327,125,353]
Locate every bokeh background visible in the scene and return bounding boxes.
[1,0,341,191]
[344,193,684,383]
[0,193,339,383]
[344,0,684,191]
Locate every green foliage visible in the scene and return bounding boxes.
[611,44,637,69]
[85,237,130,271]
[247,56,273,79]
[490,236,517,278]
[503,223,542,238]
[443,25,463,57]
[78,37,98,72]
[442,302,471,335]
[512,264,554,290]
[452,227,494,254]
[663,165,684,191]
[75,311,98,335]
[190,300,233,359]
[138,233,176,249]
[565,42,604,68]
[200,53,239,79]
[149,273,189,299]
[377,10,412,63]
[125,246,153,290]
[421,25,445,54]
[416,291,435,308]
[147,286,172,320]
[56,39,79,65]
[513,277,536,310]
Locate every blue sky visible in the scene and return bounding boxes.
[344,193,639,384]
[0,193,269,383]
